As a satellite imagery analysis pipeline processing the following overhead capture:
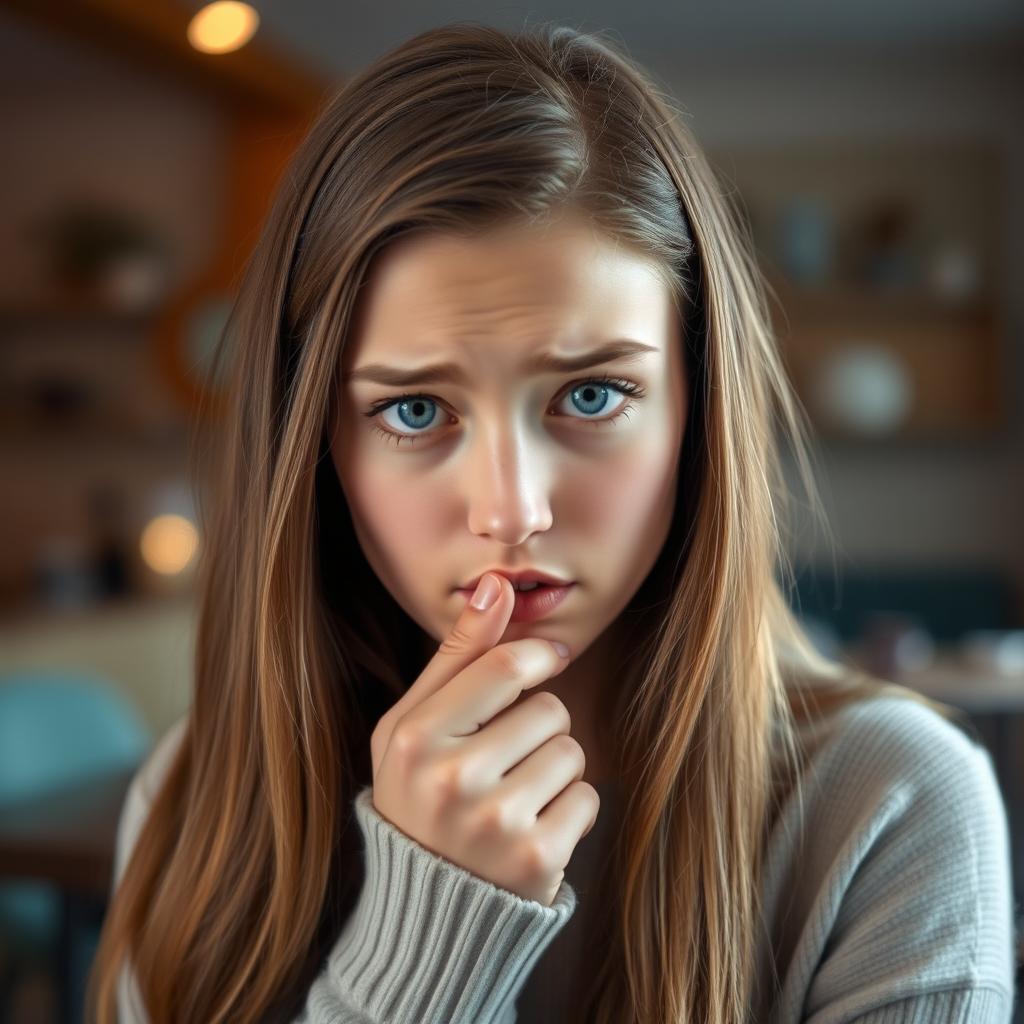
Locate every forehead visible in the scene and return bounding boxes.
[343,217,676,371]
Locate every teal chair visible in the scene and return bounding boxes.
[0,669,151,1021]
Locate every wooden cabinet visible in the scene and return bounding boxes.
[710,141,1007,441]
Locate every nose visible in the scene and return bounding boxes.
[464,415,554,545]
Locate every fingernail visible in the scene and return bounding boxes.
[470,573,500,611]
[550,641,570,658]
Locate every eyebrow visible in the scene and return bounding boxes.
[344,339,659,387]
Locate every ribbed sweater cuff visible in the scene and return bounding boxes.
[324,786,577,1023]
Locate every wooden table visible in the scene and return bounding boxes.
[887,658,1024,789]
[0,764,138,1024]
[893,659,1024,713]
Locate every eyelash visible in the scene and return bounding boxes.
[362,375,648,448]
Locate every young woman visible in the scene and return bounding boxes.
[87,22,1016,1024]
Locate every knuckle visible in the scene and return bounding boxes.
[389,720,428,762]
[490,644,528,678]
[438,623,474,655]
[471,800,514,839]
[555,732,584,765]
[534,691,571,729]
[576,779,600,809]
[517,837,554,877]
[431,756,470,801]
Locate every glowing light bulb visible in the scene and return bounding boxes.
[139,514,200,576]
[187,2,260,55]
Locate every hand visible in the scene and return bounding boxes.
[370,573,600,906]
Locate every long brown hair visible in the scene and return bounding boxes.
[87,22,966,1023]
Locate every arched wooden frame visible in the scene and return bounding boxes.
[4,0,332,421]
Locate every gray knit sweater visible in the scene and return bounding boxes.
[113,696,1017,1022]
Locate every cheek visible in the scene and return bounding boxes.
[334,440,452,592]
[330,423,408,577]
[370,478,447,555]
[566,429,680,540]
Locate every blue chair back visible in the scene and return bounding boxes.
[0,669,152,959]
[0,669,151,806]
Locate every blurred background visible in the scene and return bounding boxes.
[0,1,1021,1021]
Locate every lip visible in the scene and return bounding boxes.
[456,568,572,591]
[457,581,575,623]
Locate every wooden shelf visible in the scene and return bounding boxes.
[0,297,161,327]
[0,421,189,455]
[714,139,1008,441]
[768,280,994,323]
[775,313,1003,438]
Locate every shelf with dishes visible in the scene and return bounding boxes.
[712,138,1006,442]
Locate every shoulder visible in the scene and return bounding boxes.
[112,714,189,888]
[790,694,1016,1014]
[809,694,1002,827]
[134,713,189,804]
[818,692,986,773]
[797,693,1010,890]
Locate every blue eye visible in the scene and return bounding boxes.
[363,376,647,448]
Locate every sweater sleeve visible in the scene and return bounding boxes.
[112,752,576,1023]
[112,721,187,1024]
[800,700,1017,1024]
[290,786,577,1023]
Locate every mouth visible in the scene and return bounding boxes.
[456,570,572,592]
[456,581,576,623]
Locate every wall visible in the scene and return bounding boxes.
[0,7,228,603]
[666,45,1024,614]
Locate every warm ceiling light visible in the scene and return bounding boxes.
[187,1,260,55]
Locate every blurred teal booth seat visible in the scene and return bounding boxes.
[0,669,152,959]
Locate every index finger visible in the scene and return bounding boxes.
[378,572,515,731]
